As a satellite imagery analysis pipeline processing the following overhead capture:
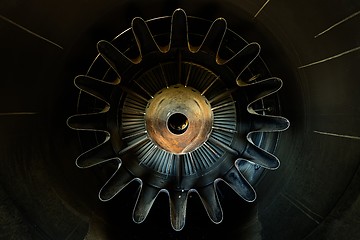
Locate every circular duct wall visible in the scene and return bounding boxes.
[0,0,359,239]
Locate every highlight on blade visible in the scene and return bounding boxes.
[67,8,289,232]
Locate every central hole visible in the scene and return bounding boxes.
[168,113,189,134]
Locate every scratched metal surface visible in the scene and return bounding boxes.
[0,0,359,239]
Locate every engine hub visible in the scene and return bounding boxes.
[67,8,289,231]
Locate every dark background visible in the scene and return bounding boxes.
[0,0,359,239]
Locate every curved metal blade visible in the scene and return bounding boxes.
[133,185,160,223]
[132,17,161,55]
[238,77,283,104]
[196,18,227,55]
[242,142,280,169]
[169,190,188,231]
[222,165,256,202]
[169,8,189,50]
[67,111,108,132]
[220,42,260,77]
[74,75,119,103]
[75,140,116,168]
[197,184,223,223]
[97,40,134,76]
[99,165,135,201]
[250,114,290,132]
[67,8,290,231]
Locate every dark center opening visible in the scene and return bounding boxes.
[168,113,189,134]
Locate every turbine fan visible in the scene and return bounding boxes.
[67,9,289,231]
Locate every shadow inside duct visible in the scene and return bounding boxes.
[0,0,359,239]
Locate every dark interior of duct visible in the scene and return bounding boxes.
[0,0,359,239]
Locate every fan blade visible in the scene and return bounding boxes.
[97,40,134,76]
[67,111,108,131]
[75,140,116,168]
[169,190,188,231]
[99,166,135,201]
[223,166,256,202]
[197,184,223,223]
[197,18,227,55]
[250,114,290,132]
[238,77,283,104]
[169,9,189,50]
[221,42,260,78]
[74,75,118,103]
[132,17,161,55]
[133,185,160,223]
[242,142,280,169]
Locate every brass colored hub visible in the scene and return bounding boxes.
[68,9,290,231]
[145,84,213,154]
